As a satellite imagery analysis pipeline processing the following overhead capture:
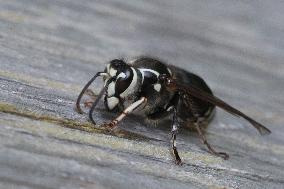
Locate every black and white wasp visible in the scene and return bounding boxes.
[76,57,271,165]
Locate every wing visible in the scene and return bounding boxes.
[177,83,271,135]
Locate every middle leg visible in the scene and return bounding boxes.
[171,108,182,165]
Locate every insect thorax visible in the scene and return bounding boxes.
[104,58,174,114]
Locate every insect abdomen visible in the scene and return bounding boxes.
[169,65,215,122]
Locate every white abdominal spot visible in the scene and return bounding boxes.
[153,84,161,92]
[107,97,119,110]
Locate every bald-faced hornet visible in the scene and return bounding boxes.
[76,57,271,165]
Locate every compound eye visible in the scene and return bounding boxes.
[115,69,132,96]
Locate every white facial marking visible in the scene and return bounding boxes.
[107,81,116,96]
[104,78,109,87]
[117,72,126,79]
[120,68,138,98]
[109,68,117,77]
[107,96,119,110]
[153,83,161,92]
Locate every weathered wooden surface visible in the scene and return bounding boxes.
[1,0,284,188]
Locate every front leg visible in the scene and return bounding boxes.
[103,97,147,130]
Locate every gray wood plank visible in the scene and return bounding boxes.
[1,0,284,188]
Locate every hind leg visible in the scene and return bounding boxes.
[194,122,229,160]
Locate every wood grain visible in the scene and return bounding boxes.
[0,0,284,188]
